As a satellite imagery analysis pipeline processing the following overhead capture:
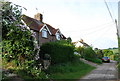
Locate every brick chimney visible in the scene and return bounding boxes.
[34,13,43,22]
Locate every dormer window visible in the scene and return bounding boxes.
[56,33,60,40]
[42,29,47,38]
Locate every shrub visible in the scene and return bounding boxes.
[40,41,75,65]
[85,57,102,64]
[16,69,47,81]
[2,2,40,68]
[102,49,114,57]
[118,63,120,72]
[76,46,84,58]
[2,2,44,80]
[84,47,96,59]
[95,50,104,59]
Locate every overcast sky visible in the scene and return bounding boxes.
[9,0,119,49]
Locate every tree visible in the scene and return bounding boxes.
[2,2,40,68]
[84,47,96,59]
[96,49,104,59]
[102,49,113,57]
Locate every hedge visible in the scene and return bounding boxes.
[84,47,96,58]
[40,42,75,65]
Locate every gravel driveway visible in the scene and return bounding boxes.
[79,60,118,81]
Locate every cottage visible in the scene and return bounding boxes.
[22,13,66,46]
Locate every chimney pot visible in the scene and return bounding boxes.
[34,13,43,22]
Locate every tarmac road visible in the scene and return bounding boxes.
[79,60,118,81]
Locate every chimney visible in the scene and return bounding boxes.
[34,13,43,22]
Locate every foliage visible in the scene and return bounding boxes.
[76,46,84,58]
[2,1,40,68]
[114,54,119,61]
[84,47,96,59]
[40,40,75,65]
[16,69,47,80]
[85,57,102,64]
[1,1,46,79]
[102,49,113,57]
[47,61,95,79]
[118,37,120,77]
[67,37,72,44]
[2,2,22,39]
[118,63,120,72]
[95,49,103,59]
[78,47,102,64]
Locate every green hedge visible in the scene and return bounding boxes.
[83,47,102,64]
[40,42,75,65]
[84,47,96,58]
[85,57,102,64]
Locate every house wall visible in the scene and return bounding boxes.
[33,30,65,46]
[31,27,65,46]
[39,31,57,46]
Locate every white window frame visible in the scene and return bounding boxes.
[56,33,60,40]
[42,29,47,38]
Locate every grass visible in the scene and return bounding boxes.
[14,61,95,81]
[2,60,95,81]
[48,61,96,81]
[111,48,119,54]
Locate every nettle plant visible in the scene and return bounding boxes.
[2,2,41,70]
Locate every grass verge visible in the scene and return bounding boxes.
[2,60,95,81]
[48,61,96,81]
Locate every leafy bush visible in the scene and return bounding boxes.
[16,69,47,81]
[2,2,46,80]
[95,49,103,59]
[85,57,102,64]
[114,54,119,61]
[76,46,84,58]
[84,47,96,59]
[118,63,120,72]
[2,2,40,68]
[40,41,75,65]
[102,49,114,57]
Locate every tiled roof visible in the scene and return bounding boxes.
[22,14,66,39]
[61,34,66,39]
[46,24,58,35]
[22,15,43,31]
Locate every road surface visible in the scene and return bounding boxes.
[79,60,118,81]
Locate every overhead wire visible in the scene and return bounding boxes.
[93,24,116,42]
[63,21,114,33]
[104,0,115,23]
[108,0,116,20]
[78,23,115,37]
[90,0,117,48]
[92,27,117,48]
[67,23,116,43]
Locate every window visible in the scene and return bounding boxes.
[42,29,47,38]
[56,33,60,40]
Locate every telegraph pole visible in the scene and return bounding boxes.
[118,1,120,64]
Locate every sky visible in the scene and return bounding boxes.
[9,0,119,49]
